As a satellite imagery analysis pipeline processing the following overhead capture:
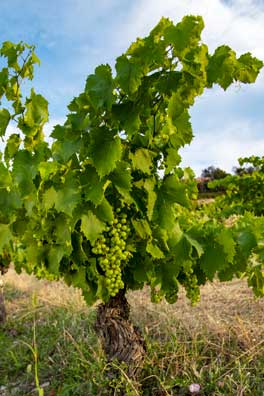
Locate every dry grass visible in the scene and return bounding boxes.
[130,279,264,344]
[3,268,86,313]
[2,268,264,395]
[4,268,264,345]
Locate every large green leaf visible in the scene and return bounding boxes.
[0,109,10,136]
[85,64,114,110]
[115,55,143,95]
[0,163,12,188]
[236,53,263,83]
[94,198,114,223]
[146,240,164,259]
[12,150,39,196]
[47,245,65,275]
[160,174,190,207]
[207,46,237,90]
[81,211,105,245]
[164,15,204,56]
[21,89,49,133]
[132,219,152,239]
[112,102,141,138]
[200,242,229,280]
[80,165,105,206]
[52,138,80,163]
[42,175,81,216]
[129,148,154,175]
[4,134,21,163]
[143,178,157,221]
[89,128,122,177]
[166,93,193,148]
[0,224,12,253]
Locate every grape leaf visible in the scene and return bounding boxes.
[85,64,114,110]
[165,148,181,174]
[160,174,190,207]
[216,228,235,262]
[52,138,80,163]
[47,245,64,275]
[0,224,12,253]
[200,243,228,280]
[4,134,21,164]
[164,15,204,55]
[236,53,263,84]
[94,198,114,223]
[146,240,164,259]
[115,55,143,95]
[81,211,105,245]
[129,148,154,175]
[89,128,122,177]
[143,178,157,221]
[42,187,57,211]
[132,219,152,239]
[0,109,10,136]
[21,89,49,133]
[0,163,11,188]
[80,165,105,206]
[207,46,237,90]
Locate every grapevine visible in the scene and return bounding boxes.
[0,17,263,376]
[0,16,263,309]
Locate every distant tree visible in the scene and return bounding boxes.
[233,165,256,176]
[201,166,229,180]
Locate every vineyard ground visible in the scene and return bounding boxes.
[0,269,264,396]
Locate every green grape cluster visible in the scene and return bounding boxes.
[92,210,131,297]
[151,287,164,303]
[183,269,200,304]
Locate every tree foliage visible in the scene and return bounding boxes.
[0,17,263,305]
[201,166,229,180]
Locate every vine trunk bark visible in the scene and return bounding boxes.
[94,289,146,378]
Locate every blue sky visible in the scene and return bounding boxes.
[1,0,263,175]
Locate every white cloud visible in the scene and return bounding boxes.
[180,119,264,175]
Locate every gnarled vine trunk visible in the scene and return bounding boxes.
[94,289,146,378]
